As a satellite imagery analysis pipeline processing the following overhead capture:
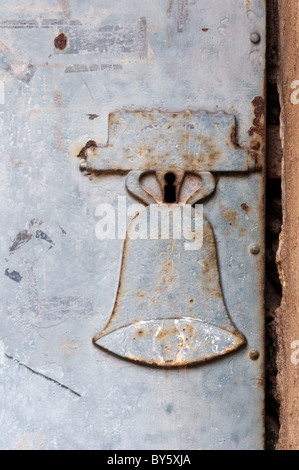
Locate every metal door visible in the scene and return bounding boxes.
[0,0,265,450]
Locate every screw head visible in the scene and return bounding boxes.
[250,32,261,44]
[249,349,260,361]
[250,244,260,255]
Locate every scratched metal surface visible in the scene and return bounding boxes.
[0,0,265,450]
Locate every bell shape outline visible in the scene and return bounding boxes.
[93,205,246,366]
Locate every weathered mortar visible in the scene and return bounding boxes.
[276,0,299,451]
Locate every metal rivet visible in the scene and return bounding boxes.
[250,244,260,255]
[249,349,260,361]
[250,140,260,150]
[250,32,261,44]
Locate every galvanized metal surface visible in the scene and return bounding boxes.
[0,0,265,450]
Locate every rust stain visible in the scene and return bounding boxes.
[58,0,71,19]
[167,0,174,18]
[244,0,250,10]
[9,155,24,168]
[54,91,63,108]
[77,140,97,159]
[59,338,82,358]
[133,326,163,341]
[105,108,226,172]
[221,206,238,226]
[87,114,99,120]
[201,137,222,162]
[249,96,266,140]
[182,323,198,339]
[230,124,241,149]
[239,226,247,238]
[181,132,190,143]
[198,228,224,300]
[202,227,215,247]
[93,213,140,338]
[160,258,178,284]
[54,32,68,50]
[125,344,245,367]
[241,203,250,213]
[202,28,209,32]
[248,95,266,170]
[177,0,189,32]
[27,109,40,119]
[109,113,117,127]
[54,123,64,149]
[147,24,161,32]
[205,288,222,299]
[157,326,179,341]
[136,289,146,298]
[250,139,261,151]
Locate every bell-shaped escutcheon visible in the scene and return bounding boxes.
[93,205,246,366]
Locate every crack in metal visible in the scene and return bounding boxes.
[5,353,81,398]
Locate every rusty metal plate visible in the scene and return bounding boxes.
[80,110,252,172]
[0,0,265,450]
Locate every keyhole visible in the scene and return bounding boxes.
[164,172,177,203]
